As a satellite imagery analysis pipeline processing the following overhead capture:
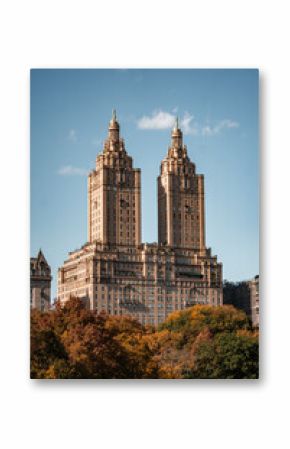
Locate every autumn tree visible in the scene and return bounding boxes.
[155,305,258,379]
[30,309,76,378]
[31,301,259,379]
[31,298,157,378]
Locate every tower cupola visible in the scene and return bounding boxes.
[108,109,120,142]
[171,116,183,151]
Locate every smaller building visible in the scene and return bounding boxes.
[249,275,259,328]
[223,275,259,328]
[30,250,52,311]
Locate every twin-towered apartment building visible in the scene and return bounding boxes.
[57,111,223,326]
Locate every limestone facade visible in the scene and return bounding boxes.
[158,121,205,250]
[30,250,52,311]
[88,111,141,246]
[57,113,223,326]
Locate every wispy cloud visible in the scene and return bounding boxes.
[137,109,197,134]
[57,165,87,176]
[68,129,77,142]
[201,119,239,136]
[137,110,239,137]
[137,110,175,130]
[180,112,198,135]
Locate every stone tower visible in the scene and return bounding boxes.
[30,249,52,311]
[158,118,205,250]
[58,113,223,326]
[88,110,141,246]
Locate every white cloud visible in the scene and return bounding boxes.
[202,119,239,136]
[68,129,77,142]
[137,110,239,137]
[57,165,87,176]
[180,112,198,135]
[137,110,175,129]
[137,109,198,135]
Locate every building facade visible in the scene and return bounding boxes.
[158,119,205,250]
[223,275,259,328]
[249,275,259,328]
[30,249,52,311]
[57,113,223,326]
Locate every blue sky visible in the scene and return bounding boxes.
[30,69,259,298]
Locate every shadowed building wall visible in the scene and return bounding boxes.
[223,276,259,328]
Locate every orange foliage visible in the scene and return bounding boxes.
[31,300,258,379]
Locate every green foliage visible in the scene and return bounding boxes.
[30,300,259,379]
[186,332,259,379]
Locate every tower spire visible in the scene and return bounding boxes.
[175,116,179,130]
[171,116,183,149]
[108,109,120,142]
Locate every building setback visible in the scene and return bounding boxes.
[30,249,52,311]
[57,112,223,326]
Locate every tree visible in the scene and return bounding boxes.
[31,301,259,379]
[156,305,258,379]
[188,331,259,379]
[30,309,75,378]
[31,298,157,378]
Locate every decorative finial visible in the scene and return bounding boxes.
[112,109,117,121]
[175,116,179,129]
